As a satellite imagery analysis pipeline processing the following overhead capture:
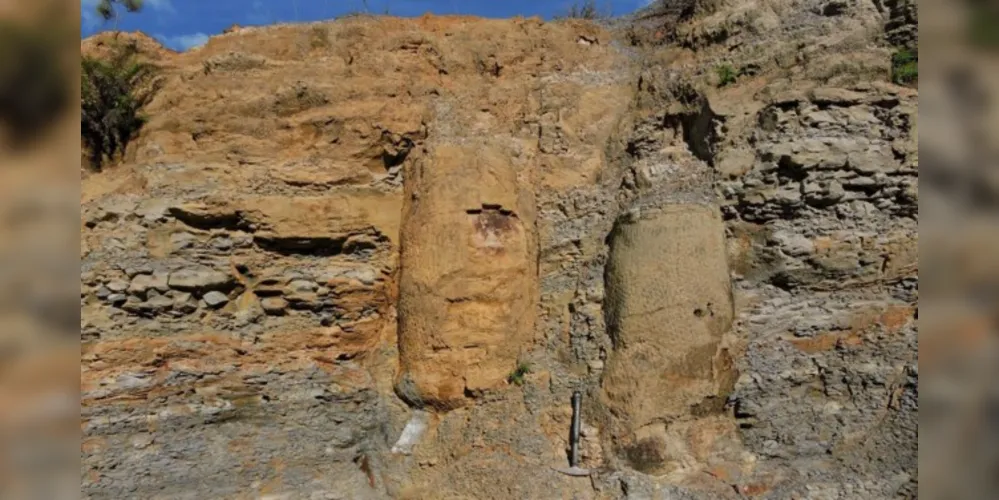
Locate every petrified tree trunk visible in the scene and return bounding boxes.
[396,143,538,410]
[601,204,736,474]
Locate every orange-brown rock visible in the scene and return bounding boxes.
[396,143,538,409]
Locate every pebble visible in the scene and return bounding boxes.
[231,233,254,248]
[130,434,154,450]
[170,232,197,251]
[129,272,171,296]
[203,291,230,309]
[124,265,154,278]
[770,231,815,257]
[355,268,381,285]
[144,294,174,313]
[261,297,288,315]
[287,279,318,294]
[172,292,198,314]
[318,268,349,284]
[211,237,233,251]
[319,313,335,326]
[168,268,234,292]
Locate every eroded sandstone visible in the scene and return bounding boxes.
[396,143,538,409]
[601,204,737,475]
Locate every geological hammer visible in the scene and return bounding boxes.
[553,390,591,477]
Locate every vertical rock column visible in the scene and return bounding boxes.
[600,204,736,474]
[396,144,538,410]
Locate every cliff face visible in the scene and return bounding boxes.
[81,2,917,498]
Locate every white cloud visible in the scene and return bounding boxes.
[155,32,210,51]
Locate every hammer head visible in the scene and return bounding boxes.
[552,466,591,477]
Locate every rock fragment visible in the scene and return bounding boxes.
[168,268,235,293]
[202,291,230,309]
[261,297,288,315]
[128,272,170,297]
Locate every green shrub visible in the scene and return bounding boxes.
[507,362,531,386]
[715,63,737,87]
[81,42,160,170]
[309,26,331,49]
[560,0,608,20]
[96,0,144,31]
[890,49,917,86]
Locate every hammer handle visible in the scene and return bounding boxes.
[569,391,582,467]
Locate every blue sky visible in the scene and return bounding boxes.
[81,0,655,51]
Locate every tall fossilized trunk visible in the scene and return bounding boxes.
[600,204,736,474]
[396,143,538,410]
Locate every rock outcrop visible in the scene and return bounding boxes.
[81,3,917,498]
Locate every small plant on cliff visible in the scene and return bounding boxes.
[96,0,144,31]
[507,362,532,386]
[715,63,737,87]
[890,48,917,86]
[309,26,331,49]
[81,41,160,170]
[560,0,609,20]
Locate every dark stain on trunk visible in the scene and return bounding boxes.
[467,203,518,233]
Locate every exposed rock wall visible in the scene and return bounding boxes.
[639,0,919,497]
[881,0,918,49]
[721,86,918,499]
[81,188,402,498]
[81,3,917,498]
